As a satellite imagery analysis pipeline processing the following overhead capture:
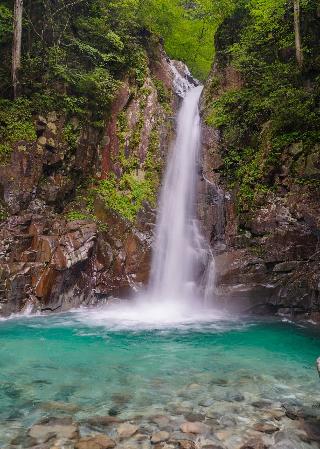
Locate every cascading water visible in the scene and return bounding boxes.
[149,85,206,304]
[79,65,220,326]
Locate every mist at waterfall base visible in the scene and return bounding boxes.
[81,84,222,329]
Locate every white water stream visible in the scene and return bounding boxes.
[149,84,207,304]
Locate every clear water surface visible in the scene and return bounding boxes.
[0,308,319,445]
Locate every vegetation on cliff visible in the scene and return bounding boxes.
[0,0,229,222]
[203,0,320,212]
[1,0,320,223]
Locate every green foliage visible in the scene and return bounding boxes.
[0,98,36,162]
[0,0,152,117]
[0,4,12,43]
[204,0,320,211]
[94,173,155,222]
[130,49,149,87]
[63,123,81,151]
[0,204,8,221]
[66,210,94,221]
[76,68,120,112]
[152,77,170,105]
[140,0,227,79]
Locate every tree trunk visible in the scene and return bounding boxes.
[293,0,303,68]
[12,0,23,99]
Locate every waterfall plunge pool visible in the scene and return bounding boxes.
[0,308,320,448]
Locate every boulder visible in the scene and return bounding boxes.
[151,431,170,444]
[184,413,205,422]
[87,415,123,426]
[253,422,279,434]
[117,423,139,439]
[28,417,79,442]
[75,434,116,449]
[151,416,170,428]
[180,422,210,434]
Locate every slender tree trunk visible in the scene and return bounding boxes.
[12,0,23,99]
[293,0,303,68]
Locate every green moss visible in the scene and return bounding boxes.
[0,204,8,221]
[63,122,81,151]
[98,222,108,232]
[0,143,12,163]
[66,210,94,221]
[250,244,266,258]
[131,49,148,87]
[89,110,163,222]
[0,98,36,163]
[92,174,153,222]
[116,110,140,173]
[152,77,170,105]
[144,126,162,187]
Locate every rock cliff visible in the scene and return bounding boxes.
[199,4,320,320]
[0,48,180,316]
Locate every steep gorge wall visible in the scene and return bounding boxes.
[200,3,320,320]
[0,48,179,316]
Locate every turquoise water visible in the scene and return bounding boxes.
[0,310,319,446]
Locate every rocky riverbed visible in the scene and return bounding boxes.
[8,385,320,449]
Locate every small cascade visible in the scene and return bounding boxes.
[168,60,198,97]
[203,176,226,252]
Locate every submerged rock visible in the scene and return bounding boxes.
[151,416,170,428]
[40,400,81,412]
[239,438,266,449]
[169,432,195,442]
[117,423,139,439]
[176,441,196,449]
[75,434,116,449]
[180,421,210,434]
[253,422,279,434]
[10,434,38,447]
[198,399,214,408]
[151,431,170,444]
[87,415,123,426]
[218,415,236,428]
[184,412,205,422]
[301,418,320,442]
[28,417,79,442]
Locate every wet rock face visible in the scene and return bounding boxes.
[199,66,320,319]
[199,183,320,318]
[0,114,100,216]
[0,207,153,315]
[0,47,177,316]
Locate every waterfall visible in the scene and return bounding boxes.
[86,66,220,326]
[149,71,211,305]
